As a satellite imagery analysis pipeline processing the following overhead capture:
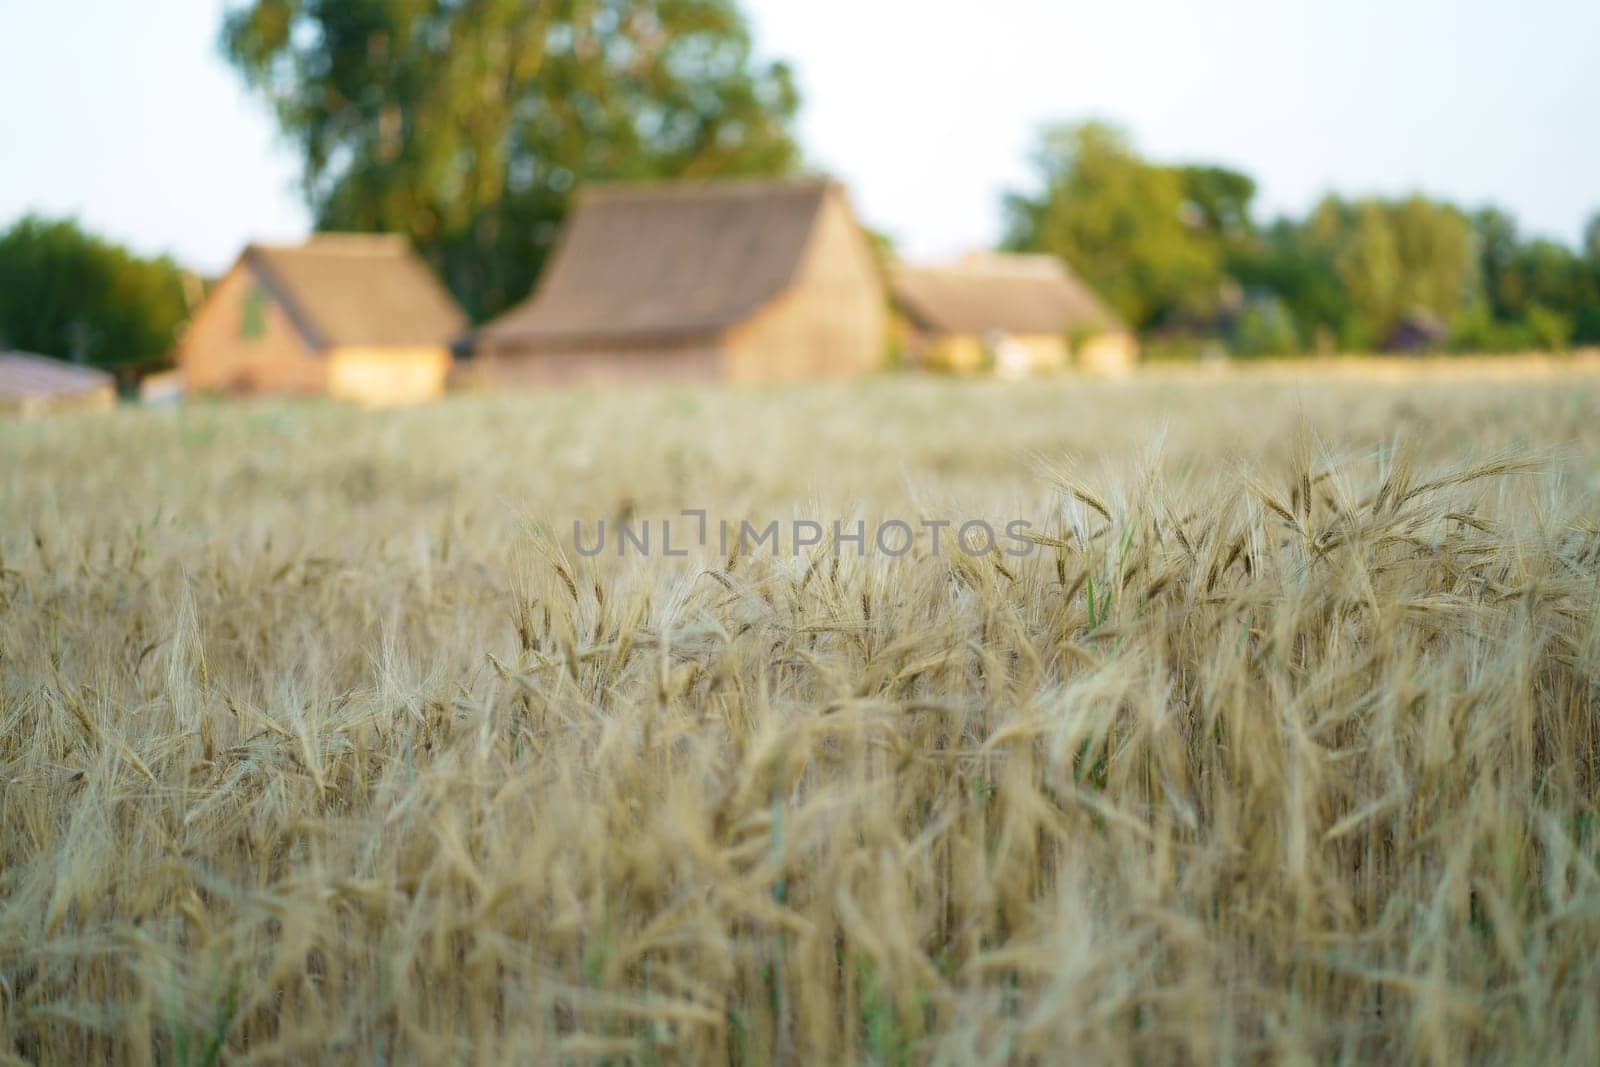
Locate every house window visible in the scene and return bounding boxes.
[240,287,269,340]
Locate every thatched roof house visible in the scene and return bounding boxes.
[0,352,116,417]
[475,178,886,385]
[891,253,1137,377]
[177,234,466,406]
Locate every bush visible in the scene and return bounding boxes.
[0,215,190,383]
[1230,295,1301,357]
[1525,304,1574,352]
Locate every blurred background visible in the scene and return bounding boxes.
[1,0,1598,393]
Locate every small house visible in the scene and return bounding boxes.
[891,253,1137,377]
[1384,308,1449,354]
[0,352,117,417]
[176,234,466,405]
[474,178,887,385]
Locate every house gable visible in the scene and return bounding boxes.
[176,261,325,394]
[723,187,887,381]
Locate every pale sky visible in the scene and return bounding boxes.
[2,0,1596,275]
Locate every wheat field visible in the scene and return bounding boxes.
[3,367,1599,1064]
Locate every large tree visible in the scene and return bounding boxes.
[0,215,190,383]
[1003,122,1225,330]
[222,0,801,319]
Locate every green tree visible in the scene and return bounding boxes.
[1578,213,1600,344]
[1524,304,1575,351]
[1229,219,1344,352]
[1176,165,1257,241]
[1388,195,1477,317]
[1472,207,1521,321]
[222,0,802,320]
[1003,122,1223,330]
[1469,209,1599,349]
[1231,294,1300,357]
[1295,195,1477,348]
[0,215,190,383]
[1321,199,1402,347]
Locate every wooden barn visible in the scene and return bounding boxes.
[474,178,887,385]
[891,253,1138,377]
[177,234,466,406]
[0,352,117,417]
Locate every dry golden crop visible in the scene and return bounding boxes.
[3,366,1599,1064]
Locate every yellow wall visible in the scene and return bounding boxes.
[1077,332,1139,377]
[327,346,452,407]
[928,335,987,374]
[918,333,1067,376]
[1010,334,1069,373]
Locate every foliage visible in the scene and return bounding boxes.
[1175,163,1257,245]
[1299,194,1477,347]
[1006,121,1600,355]
[1230,292,1301,357]
[1450,303,1540,353]
[1472,208,1597,346]
[0,215,190,380]
[1002,122,1224,330]
[221,0,802,321]
[1525,304,1575,351]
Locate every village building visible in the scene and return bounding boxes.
[474,178,887,385]
[176,234,466,406]
[1383,308,1450,354]
[0,352,117,417]
[890,253,1138,377]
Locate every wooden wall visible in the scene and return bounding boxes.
[722,188,887,382]
[470,341,723,387]
[176,264,326,395]
[927,335,988,374]
[1077,332,1140,377]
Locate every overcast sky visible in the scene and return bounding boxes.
[2,0,1596,274]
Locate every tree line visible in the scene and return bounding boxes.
[1004,122,1600,355]
[0,216,192,386]
[3,1,1596,376]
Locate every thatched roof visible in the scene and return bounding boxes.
[482,178,837,346]
[891,253,1123,337]
[0,352,115,405]
[245,234,466,348]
